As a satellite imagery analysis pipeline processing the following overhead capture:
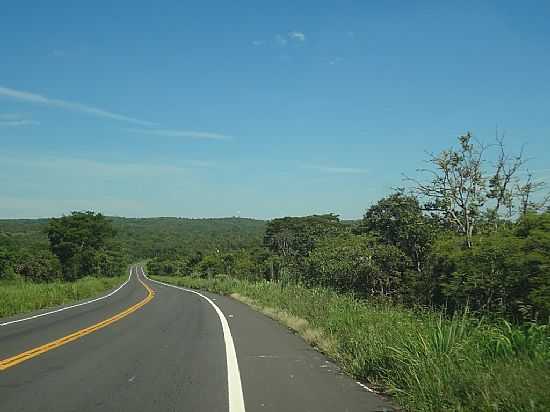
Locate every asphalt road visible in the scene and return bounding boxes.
[0,266,394,412]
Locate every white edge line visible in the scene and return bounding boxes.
[356,381,375,393]
[142,269,246,412]
[0,267,134,327]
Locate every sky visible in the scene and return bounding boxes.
[1,1,549,219]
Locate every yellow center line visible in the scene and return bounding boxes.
[0,276,155,371]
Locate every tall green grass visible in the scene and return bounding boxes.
[153,275,550,411]
[0,276,127,319]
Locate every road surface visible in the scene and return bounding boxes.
[0,266,394,411]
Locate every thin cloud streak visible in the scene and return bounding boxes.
[0,113,24,120]
[126,128,231,140]
[0,119,40,127]
[0,86,155,126]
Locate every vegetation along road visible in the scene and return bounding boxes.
[0,266,393,412]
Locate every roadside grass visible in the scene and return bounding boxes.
[0,276,127,319]
[152,275,550,412]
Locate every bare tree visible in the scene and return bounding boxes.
[516,170,550,216]
[408,132,546,247]
[487,137,526,221]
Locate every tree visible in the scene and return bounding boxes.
[0,246,16,280]
[516,171,550,216]
[306,234,410,298]
[264,214,345,258]
[263,214,346,282]
[430,211,550,321]
[12,250,62,282]
[355,191,435,272]
[409,133,543,247]
[433,230,525,317]
[515,211,550,321]
[195,254,225,278]
[46,211,117,280]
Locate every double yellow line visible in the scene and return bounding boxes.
[0,276,155,371]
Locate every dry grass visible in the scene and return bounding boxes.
[230,292,337,355]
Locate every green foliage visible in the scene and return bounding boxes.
[356,191,435,272]
[264,213,346,258]
[147,207,550,323]
[432,212,550,322]
[147,256,192,277]
[46,211,124,280]
[112,217,266,260]
[0,243,61,282]
[516,213,550,318]
[305,234,410,298]
[0,216,266,282]
[10,250,62,282]
[154,246,272,282]
[0,246,17,280]
[194,254,225,278]
[228,249,265,281]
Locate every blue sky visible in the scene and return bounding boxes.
[1,1,549,219]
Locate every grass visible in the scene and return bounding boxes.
[0,275,127,319]
[152,275,550,412]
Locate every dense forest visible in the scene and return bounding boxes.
[1,133,549,324]
[0,215,265,282]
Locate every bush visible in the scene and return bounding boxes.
[431,212,550,322]
[305,234,410,298]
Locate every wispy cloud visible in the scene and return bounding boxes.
[329,57,343,65]
[0,119,40,127]
[0,86,155,126]
[252,40,264,47]
[0,113,23,120]
[275,34,288,47]
[266,31,306,48]
[346,31,355,39]
[288,31,306,42]
[126,128,231,140]
[0,113,39,127]
[303,164,368,174]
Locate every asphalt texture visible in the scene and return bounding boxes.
[0,266,395,412]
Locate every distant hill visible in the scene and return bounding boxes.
[109,217,266,259]
[0,217,266,260]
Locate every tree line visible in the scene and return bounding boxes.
[148,134,550,323]
[1,133,549,323]
[0,216,265,282]
[1,212,126,281]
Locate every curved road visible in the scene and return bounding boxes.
[0,266,394,412]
